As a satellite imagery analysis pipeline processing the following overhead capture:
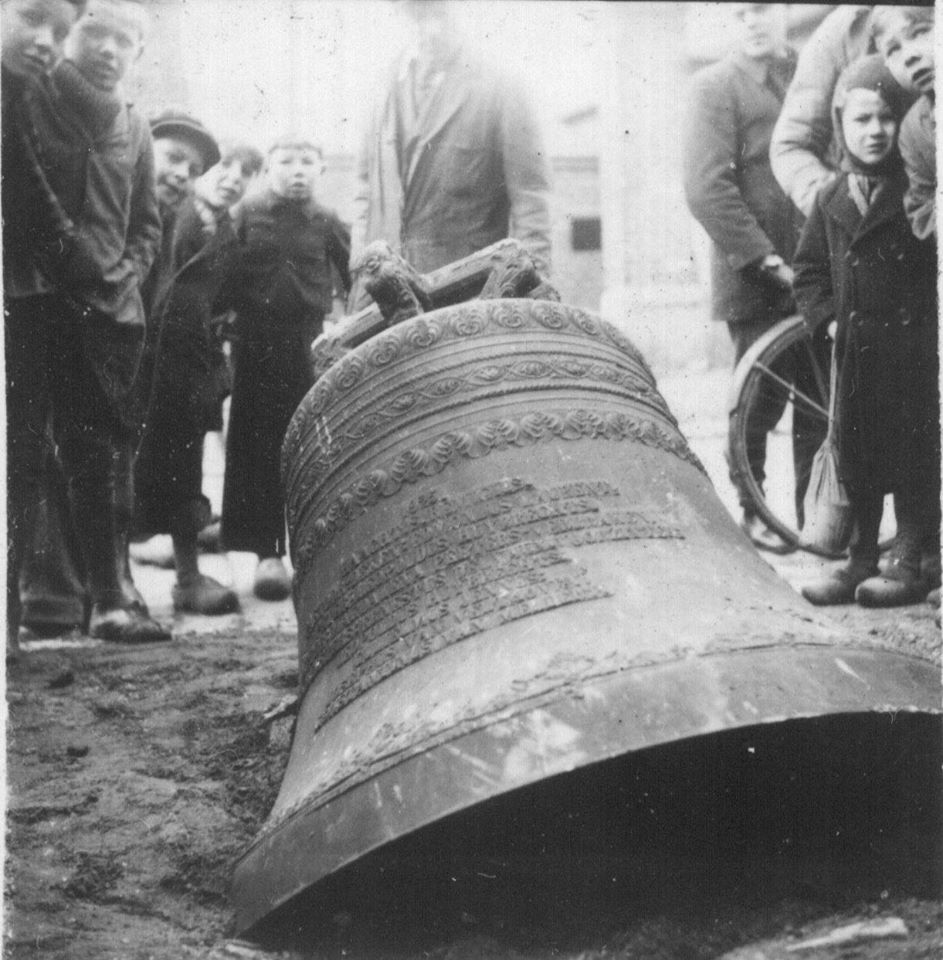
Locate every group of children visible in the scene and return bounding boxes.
[795,6,939,608]
[3,0,350,649]
[3,0,940,650]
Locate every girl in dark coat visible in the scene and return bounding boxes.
[794,56,939,607]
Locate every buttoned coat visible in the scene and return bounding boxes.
[222,191,351,556]
[683,49,800,326]
[793,169,939,495]
[350,51,551,304]
[132,199,238,536]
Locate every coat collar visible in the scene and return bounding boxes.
[263,188,322,220]
[729,47,796,91]
[823,169,909,245]
[394,50,474,188]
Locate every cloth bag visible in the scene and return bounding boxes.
[801,335,853,553]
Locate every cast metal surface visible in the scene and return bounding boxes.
[233,295,941,933]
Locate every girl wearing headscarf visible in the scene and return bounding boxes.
[793,55,939,607]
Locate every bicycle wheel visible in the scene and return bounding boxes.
[728,315,833,554]
[728,315,897,556]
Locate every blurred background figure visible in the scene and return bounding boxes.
[683,3,810,555]
[348,0,552,308]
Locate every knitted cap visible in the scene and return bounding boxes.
[832,54,908,175]
[149,109,221,170]
[834,54,908,122]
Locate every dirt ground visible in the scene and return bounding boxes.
[5,369,942,960]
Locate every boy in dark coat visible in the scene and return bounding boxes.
[683,3,816,554]
[130,142,264,571]
[134,124,258,615]
[134,141,265,616]
[3,0,88,650]
[222,136,351,600]
[872,7,936,238]
[4,0,167,644]
[793,56,939,608]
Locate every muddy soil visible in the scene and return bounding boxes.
[6,582,941,960]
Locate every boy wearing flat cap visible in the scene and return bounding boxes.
[133,114,249,617]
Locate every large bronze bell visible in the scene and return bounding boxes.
[232,246,940,934]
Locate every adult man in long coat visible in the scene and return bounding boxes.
[349,0,551,308]
[683,3,812,553]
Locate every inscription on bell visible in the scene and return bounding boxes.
[301,478,684,722]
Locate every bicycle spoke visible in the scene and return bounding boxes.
[753,362,829,419]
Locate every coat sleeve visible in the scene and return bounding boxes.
[499,75,552,276]
[125,117,162,282]
[791,196,834,332]
[349,123,373,267]
[899,101,936,240]
[683,68,776,271]
[770,6,871,218]
[211,203,246,314]
[327,213,352,296]
[169,200,208,271]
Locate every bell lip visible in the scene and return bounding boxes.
[231,644,941,935]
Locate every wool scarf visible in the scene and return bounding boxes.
[52,59,123,137]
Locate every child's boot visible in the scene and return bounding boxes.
[170,531,239,616]
[802,496,881,606]
[254,557,291,601]
[173,575,240,615]
[801,559,878,605]
[856,528,928,607]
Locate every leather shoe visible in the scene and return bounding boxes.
[173,575,239,616]
[855,572,929,608]
[129,534,175,569]
[740,513,794,555]
[801,563,877,606]
[89,603,172,643]
[21,617,85,639]
[253,557,291,601]
[856,545,927,608]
